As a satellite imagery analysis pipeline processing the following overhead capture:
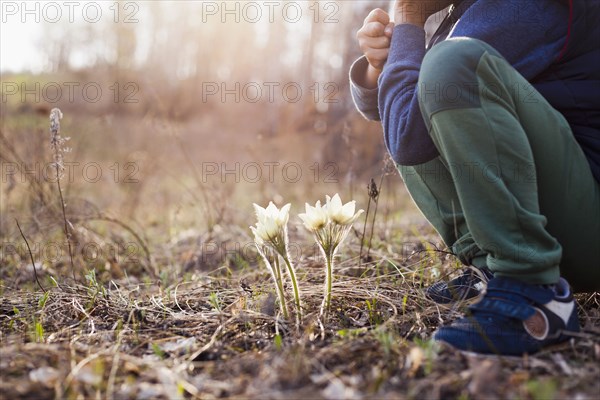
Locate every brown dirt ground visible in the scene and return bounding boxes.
[1,241,599,400]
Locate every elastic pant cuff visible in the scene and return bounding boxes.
[487,256,560,285]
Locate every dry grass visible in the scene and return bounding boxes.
[1,111,599,399]
[1,240,599,399]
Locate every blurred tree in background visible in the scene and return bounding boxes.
[30,1,388,121]
[1,1,396,230]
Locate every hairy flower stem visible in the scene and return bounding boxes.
[316,227,336,315]
[282,256,302,320]
[324,254,333,311]
[257,246,289,318]
[272,256,289,319]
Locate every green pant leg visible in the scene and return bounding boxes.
[398,159,488,267]
[416,38,600,291]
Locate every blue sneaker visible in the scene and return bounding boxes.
[433,277,580,355]
[426,266,494,304]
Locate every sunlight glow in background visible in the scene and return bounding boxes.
[1,7,44,72]
[0,0,343,74]
[1,0,151,73]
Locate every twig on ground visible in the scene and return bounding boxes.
[49,108,76,281]
[15,218,46,293]
[366,175,383,260]
[358,179,375,267]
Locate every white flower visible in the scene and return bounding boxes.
[325,194,364,225]
[298,194,364,313]
[250,201,301,320]
[251,202,290,241]
[249,225,265,245]
[254,202,290,226]
[250,218,278,242]
[298,200,328,231]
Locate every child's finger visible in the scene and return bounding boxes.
[363,36,391,50]
[365,48,390,69]
[384,22,394,38]
[364,8,390,26]
[361,21,387,38]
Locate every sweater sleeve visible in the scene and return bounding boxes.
[378,24,437,165]
[349,56,381,121]
[377,0,568,166]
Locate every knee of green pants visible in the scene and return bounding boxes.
[417,38,503,121]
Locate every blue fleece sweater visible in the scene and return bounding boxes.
[350,0,569,166]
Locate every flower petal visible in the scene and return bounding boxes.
[253,203,267,218]
[347,209,364,225]
[265,201,279,217]
[279,203,291,226]
[329,194,342,211]
[341,200,356,219]
[298,212,308,224]
[250,225,264,245]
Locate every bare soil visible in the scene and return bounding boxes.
[1,244,599,400]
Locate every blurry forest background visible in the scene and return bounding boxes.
[1,0,423,282]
